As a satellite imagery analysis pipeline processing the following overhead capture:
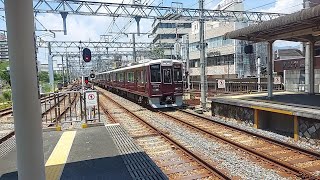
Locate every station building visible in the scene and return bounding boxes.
[151,19,192,59]
[185,0,268,81]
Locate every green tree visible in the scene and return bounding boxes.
[0,70,10,86]
[0,61,10,86]
[2,90,11,101]
[151,47,165,59]
[54,73,63,82]
[38,71,49,83]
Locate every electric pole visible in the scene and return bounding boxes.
[186,34,190,90]
[132,33,136,62]
[199,0,207,109]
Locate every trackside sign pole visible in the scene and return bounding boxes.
[5,0,45,179]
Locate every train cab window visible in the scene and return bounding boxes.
[173,68,182,82]
[150,64,161,83]
[163,69,172,84]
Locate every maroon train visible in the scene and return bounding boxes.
[96,59,183,108]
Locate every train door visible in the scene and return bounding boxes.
[162,66,173,94]
[137,68,145,93]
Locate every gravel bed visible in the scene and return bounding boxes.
[197,111,320,153]
[102,90,290,180]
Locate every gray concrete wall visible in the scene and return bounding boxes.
[212,102,254,125]
[299,117,320,144]
[284,69,320,92]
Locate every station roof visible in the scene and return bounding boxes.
[224,5,320,42]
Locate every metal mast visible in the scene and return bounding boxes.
[199,0,206,109]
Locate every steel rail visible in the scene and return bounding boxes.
[159,109,317,179]
[0,85,77,145]
[179,108,320,158]
[99,91,231,180]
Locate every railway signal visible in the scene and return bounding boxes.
[84,76,89,84]
[90,73,95,79]
[82,48,91,62]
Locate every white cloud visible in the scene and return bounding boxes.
[260,0,304,47]
[262,0,303,14]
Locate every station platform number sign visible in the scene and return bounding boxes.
[85,91,98,107]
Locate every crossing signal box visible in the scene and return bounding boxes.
[83,48,91,62]
[84,77,89,84]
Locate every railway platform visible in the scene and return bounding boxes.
[0,125,167,180]
[211,92,320,144]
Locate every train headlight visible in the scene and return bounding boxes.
[175,87,181,91]
[153,88,159,92]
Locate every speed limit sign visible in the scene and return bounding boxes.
[218,79,226,89]
[274,76,281,85]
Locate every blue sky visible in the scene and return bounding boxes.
[0,0,305,64]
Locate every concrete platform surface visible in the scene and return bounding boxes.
[212,92,320,120]
[248,93,320,108]
[0,125,167,180]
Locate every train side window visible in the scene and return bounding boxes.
[163,69,172,84]
[119,73,124,82]
[173,68,182,82]
[127,72,134,82]
[150,64,161,83]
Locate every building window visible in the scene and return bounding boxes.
[207,54,235,66]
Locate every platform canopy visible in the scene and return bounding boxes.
[224,5,320,42]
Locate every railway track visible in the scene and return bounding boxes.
[99,91,230,179]
[159,109,320,179]
[0,94,65,119]
[97,87,320,179]
[0,86,79,145]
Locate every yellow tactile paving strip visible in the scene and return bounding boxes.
[221,91,298,99]
[45,131,76,180]
[251,105,293,115]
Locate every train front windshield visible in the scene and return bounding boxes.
[173,68,182,82]
[150,64,161,83]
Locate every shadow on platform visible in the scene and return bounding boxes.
[0,153,141,180]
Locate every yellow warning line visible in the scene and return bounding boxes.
[45,131,76,180]
[251,106,293,115]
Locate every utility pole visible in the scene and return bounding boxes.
[61,55,65,85]
[48,42,54,91]
[257,57,261,91]
[78,46,84,92]
[175,22,179,60]
[186,35,190,90]
[66,47,70,83]
[199,0,207,109]
[132,33,136,62]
